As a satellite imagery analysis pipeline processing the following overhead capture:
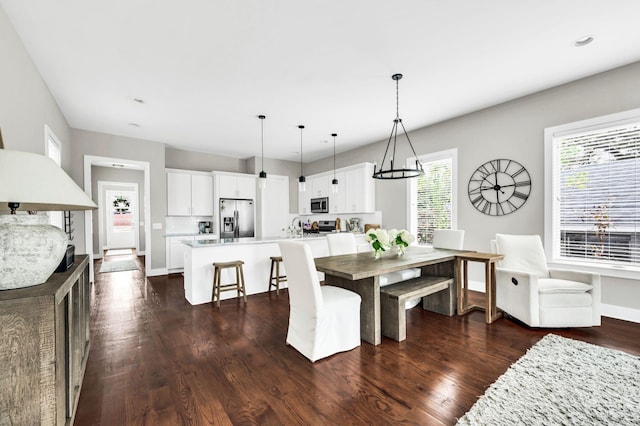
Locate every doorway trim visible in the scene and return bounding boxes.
[98,181,140,255]
[83,155,151,283]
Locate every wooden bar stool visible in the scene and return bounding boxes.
[212,260,246,307]
[268,256,287,295]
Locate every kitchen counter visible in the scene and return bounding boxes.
[164,233,216,237]
[183,234,331,247]
[182,233,368,305]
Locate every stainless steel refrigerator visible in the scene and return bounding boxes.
[219,198,255,238]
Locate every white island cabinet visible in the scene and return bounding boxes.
[183,236,329,305]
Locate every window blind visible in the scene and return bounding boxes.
[415,157,452,245]
[557,122,640,265]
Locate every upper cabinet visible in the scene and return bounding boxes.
[256,174,289,238]
[310,175,330,198]
[215,172,256,200]
[299,163,375,214]
[167,169,214,216]
[343,163,375,213]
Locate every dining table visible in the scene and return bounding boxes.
[314,246,467,345]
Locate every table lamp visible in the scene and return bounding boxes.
[0,148,97,290]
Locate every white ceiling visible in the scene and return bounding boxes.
[3,1,640,162]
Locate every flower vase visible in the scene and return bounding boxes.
[396,245,406,256]
[374,249,383,259]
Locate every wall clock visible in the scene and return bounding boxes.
[468,159,531,216]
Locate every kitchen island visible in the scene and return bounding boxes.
[183,235,344,305]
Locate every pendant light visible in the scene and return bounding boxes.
[257,115,267,190]
[331,133,339,194]
[372,73,424,179]
[298,125,306,192]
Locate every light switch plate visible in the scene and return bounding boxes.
[152,223,162,230]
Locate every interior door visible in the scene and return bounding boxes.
[106,189,136,249]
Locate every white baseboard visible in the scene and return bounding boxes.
[468,281,640,324]
[147,268,167,277]
[601,304,640,324]
[468,280,485,292]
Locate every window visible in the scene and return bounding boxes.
[408,149,457,245]
[45,125,63,229]
[545,109,640,271]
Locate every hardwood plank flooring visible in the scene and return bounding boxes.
[75,256,640,425]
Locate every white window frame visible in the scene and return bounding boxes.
[407,148,458,243]
[544,108,640,279]
[45,125,64,229]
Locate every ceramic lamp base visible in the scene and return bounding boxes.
[0,214,67,290]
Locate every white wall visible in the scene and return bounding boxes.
[308,61,640,313]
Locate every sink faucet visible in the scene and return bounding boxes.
[291,216,302,238]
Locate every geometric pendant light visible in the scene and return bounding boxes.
[372,73,424,179]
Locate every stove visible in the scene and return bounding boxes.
[317,220,337,232]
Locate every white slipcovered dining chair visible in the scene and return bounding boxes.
[493,234,601,328]
[432,229,465,250]
[278,240,361,362]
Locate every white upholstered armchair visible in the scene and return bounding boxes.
[493,234,601,328]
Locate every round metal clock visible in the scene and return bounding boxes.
[468,159,531,216]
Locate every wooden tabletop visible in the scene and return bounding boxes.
[314,247,466,280]
[456,252,504,262]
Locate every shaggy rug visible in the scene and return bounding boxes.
[99,259,138,273]
[457,334,640,426]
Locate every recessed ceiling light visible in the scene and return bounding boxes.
[574,35,594,47]
[133,98,145,104]
[128,122,140,127]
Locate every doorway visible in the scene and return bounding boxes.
[102,185,139,251]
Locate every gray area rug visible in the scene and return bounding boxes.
[457,334,640,426]
[99,259,138,273]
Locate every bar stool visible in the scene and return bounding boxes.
[212,260,246,307]
[268,256,287,295]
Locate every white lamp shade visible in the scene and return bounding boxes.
[0,150,96,290]
[0,150,97,211]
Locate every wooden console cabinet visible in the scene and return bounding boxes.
[0,255,91,425]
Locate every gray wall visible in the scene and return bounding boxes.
[0,6,71,177]
[165,147,248,173]
[69,129,166,272]
[308,61,640,311]
[91,166,146,254]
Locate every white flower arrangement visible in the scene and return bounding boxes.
[366,228,415,257]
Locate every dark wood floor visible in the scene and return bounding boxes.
[75,254,640,425]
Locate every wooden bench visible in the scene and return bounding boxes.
[380,276,455,342]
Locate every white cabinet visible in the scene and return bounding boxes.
[217,173,256,200]
[166,234,217,271]
[299,163,375,214]
[191,174,214,216]
[344,163,375,213]
[257,174,289,238]
[166,170,214,216]
[298,182,311,214]
[329,171,347,213]
[311,175,330,198]
[167,172,192,216]
[166,236,192,270]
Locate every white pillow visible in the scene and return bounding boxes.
[537,278,593,294]
[495,234,549,278]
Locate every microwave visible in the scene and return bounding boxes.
[310,197,329,213]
